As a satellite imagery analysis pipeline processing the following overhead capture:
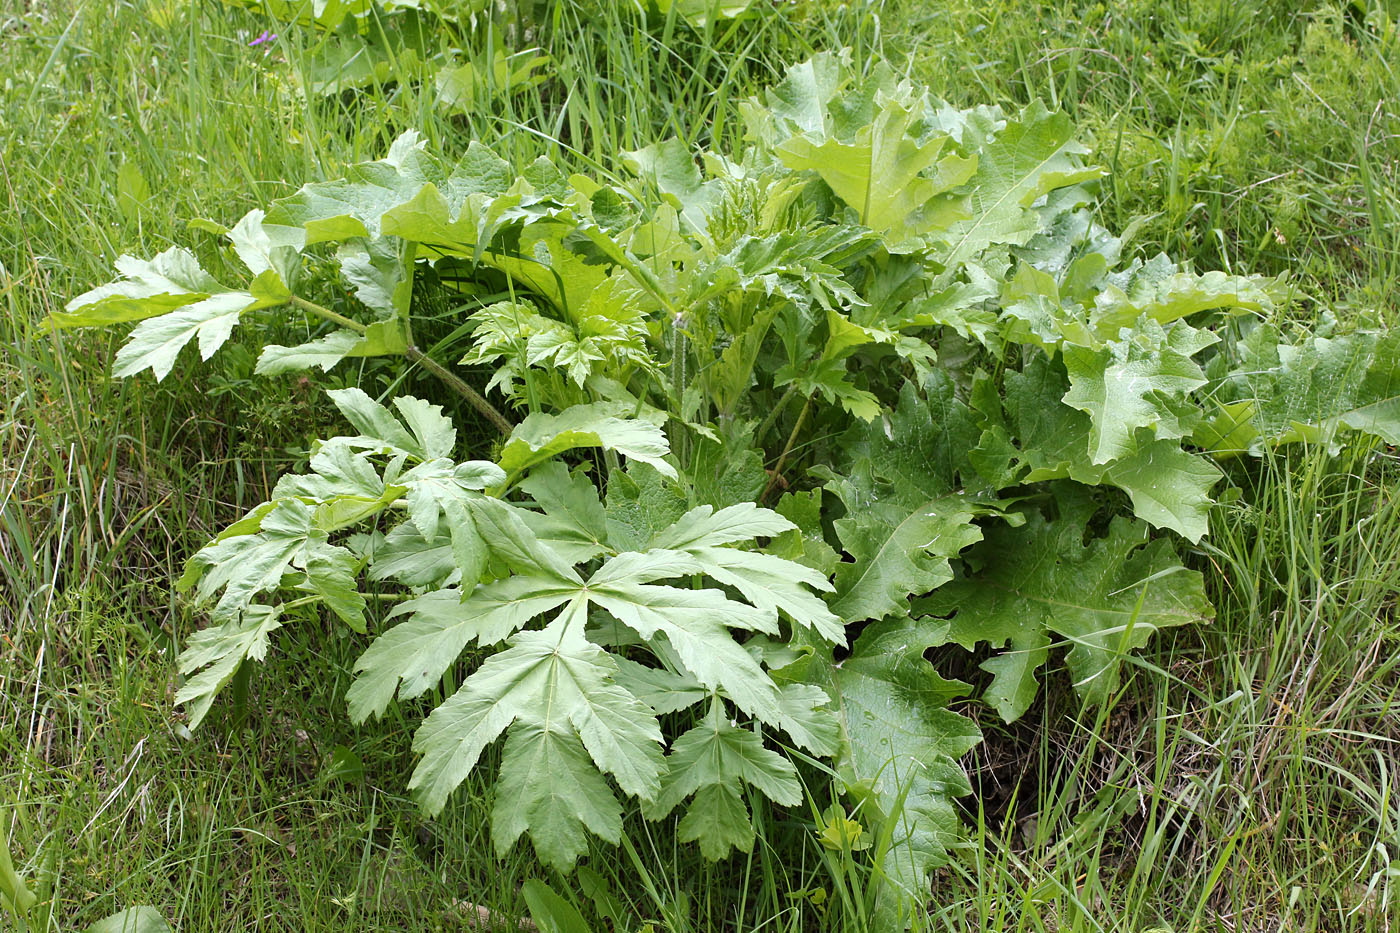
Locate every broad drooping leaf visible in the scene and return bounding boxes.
[1003,355,1221,541]
[930,101,1105,282]
[786,618,980,925]
[264,131,455,244]
[1090,253,1289,334]
[917,501,1212,719]
[1196,325,1400,456]
[775,83,976,247]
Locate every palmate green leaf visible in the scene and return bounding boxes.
[175,390,515,727]
[465,289,654,401]
[325,387,462,462]
[179,496,366,630]
[1061,317,1218,464]
[175,605,283,729]
[110,276,285,380]
[686,422,768,511]
[347,578,577,723]
[350,490,833,867]
[367,522,457,587]
[492,717,630,871]
[604,463,689,552]
[255,329,363,374]
[771,489,841,577]
[272,438,403,531]
[586,582,781,720]
[740,50,850,146]
[338,237,414,319]
[498,402,676,482]
[514,462,611,563]
[689,227,870,316]
[918,503,1213,718]
[228,208,305,284]
[303,545,367,632]
[826,477,985,625]
[179,499,324,622]
[931,101,1105,284]
[409,604,662,869]
[614,502,844,643]
[788,617,981,925]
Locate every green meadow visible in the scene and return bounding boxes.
[2,1,1399,930]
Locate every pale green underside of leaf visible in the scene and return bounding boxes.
[498,402,676,480]
[175,606,283,729]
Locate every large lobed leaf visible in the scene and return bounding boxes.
[786,619,981,926]
[918,499,1213,721]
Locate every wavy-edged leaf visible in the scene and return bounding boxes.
[790,617,980,924]
[918,504,1212,716]
[1199,326,1400,455]
[1008,355,1220,541]
[410,607,664,869]
[1061,317,1217,464]
[822,373,996,622]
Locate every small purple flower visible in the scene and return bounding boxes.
[249,29,277,47]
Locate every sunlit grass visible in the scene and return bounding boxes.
[3,0,1398,929]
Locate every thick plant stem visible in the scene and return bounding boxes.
[405,345,514,436]
[755,384,800,443]
[289,294,366,334]
[671,312,689,467]
[287,294,513,436]
[761,395,811,503]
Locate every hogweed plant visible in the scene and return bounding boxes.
[54,53,1400,922]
